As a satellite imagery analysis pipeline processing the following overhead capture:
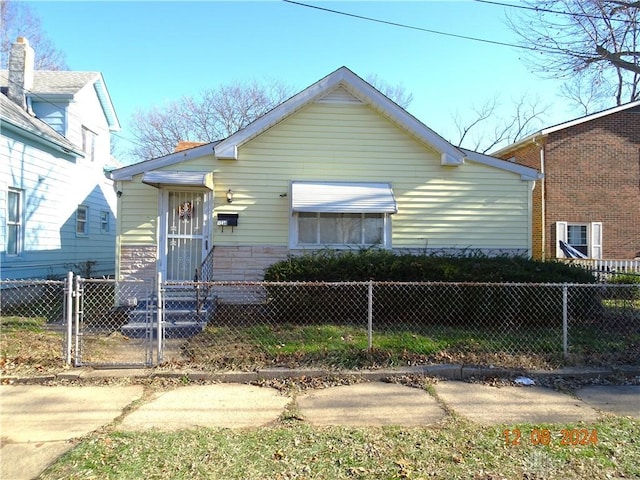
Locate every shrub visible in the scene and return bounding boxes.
[263,249,596,283]
[263,250,598,326]
[603,273,640,300]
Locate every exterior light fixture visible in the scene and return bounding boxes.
[226,189,234,203]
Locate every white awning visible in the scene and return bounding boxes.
[291,181,397,213]
[142,170,214,190]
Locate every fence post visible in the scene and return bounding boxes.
[367,280,373,351]
[73,275,82,367]
[64,271,73,365]
[157,271,163,365]
[562,284,568,359]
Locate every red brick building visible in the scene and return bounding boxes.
[493,102,640,261]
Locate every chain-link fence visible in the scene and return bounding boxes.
[1,277,639,372]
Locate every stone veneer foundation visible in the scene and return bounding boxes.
[212,246,290,281]
[120,245,529,284]
[119,245,158,283]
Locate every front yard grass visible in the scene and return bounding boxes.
[40,414,640,479]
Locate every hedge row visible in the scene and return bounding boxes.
[264,249,597,283]
[263,250,601,326]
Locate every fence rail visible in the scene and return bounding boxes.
[1,276,638,372]
[561,258,640,276]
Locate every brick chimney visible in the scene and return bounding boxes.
[7,37,35,110]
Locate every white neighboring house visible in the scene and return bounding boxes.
[0,37,121,280]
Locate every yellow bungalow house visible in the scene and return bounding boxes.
[110,67,541,284]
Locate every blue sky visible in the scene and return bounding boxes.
[29,0,579,163]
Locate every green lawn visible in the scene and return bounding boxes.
[40,412,640,479]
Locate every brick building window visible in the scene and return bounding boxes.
[556,221,602,259]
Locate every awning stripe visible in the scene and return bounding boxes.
[142,170,214,190]
[291,181,397,213]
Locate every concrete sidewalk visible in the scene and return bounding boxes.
[1,371,638,480]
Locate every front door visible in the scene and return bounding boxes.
[163,190,210,281]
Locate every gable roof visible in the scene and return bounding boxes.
[0,93,83,155]
[113,67,472,180]
[213,67,466,165]
[0,70,121,131]
[492,100,640,157]
[113,67,541,183]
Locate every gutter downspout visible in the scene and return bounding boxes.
[533,136,546,260]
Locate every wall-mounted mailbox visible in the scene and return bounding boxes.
[217,213,238,231]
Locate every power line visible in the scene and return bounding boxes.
[282,0,555,53]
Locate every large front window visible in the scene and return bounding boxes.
[298,212,385,246]
[291,181,396,249]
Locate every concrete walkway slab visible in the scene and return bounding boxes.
[0,384,143,480]
[117,384,289,430]
[0,385,144,442]
[1,442,73,480]
[296,382,446,426]
[575,385,640,418]
[434,382,599,425]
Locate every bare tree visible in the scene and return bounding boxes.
[129,75,415,162]
[0,0,67,70]
[366,74,414,109]
[452,95,549,153]
[506,0,640,107]
[128,79,294,162]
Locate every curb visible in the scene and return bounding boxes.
[3,364,639,385]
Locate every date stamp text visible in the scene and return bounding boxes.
[503,428,598,447]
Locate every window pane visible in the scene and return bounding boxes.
[7,225,17,255]
[364,214,384,244]
[567,225,587,245]
[77,207,88,234]
[298,213,317,243]
[341,214,362,244]
[567,225,588,255]
[8,191,19,222]
[101,211,109,232]
[319,214,340,244]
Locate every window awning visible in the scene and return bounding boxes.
[142,170,214,190]
[291,181,397,213]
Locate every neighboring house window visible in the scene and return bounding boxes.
[556,221,602,259]
[100,211,110,233]
[82,126,96,162]
[6,188,22,255]
[76,206,89,236]
[291,182,396,248]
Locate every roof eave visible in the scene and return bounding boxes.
[461,148,542,181]
[1,117,84,157]
[110,141,217,180]
[93,75,121,132]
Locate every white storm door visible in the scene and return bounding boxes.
[165,190,209,281]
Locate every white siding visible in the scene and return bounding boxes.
[1,86,117,279]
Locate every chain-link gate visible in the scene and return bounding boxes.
[71,276,161,367]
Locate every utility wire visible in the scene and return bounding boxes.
[282,0,557,53]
